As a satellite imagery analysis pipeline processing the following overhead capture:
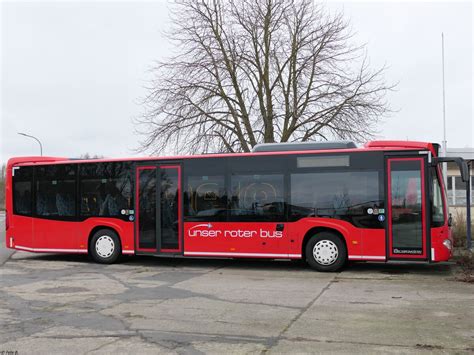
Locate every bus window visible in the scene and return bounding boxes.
[160,168,179,250]
[35,165,76,217]
[290,171,382,228]
[185,175,227,221]
[13,166,33,216]
[230,174,284,221]
[36,165,76,217]
[79,162,132,218]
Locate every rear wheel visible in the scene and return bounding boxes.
[90,229,121,264]
[305,232,347,272]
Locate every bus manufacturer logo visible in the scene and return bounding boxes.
[393,248,422,255]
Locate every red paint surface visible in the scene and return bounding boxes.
[364,141,437,155]
[361,229,386,259]
[184,222,289,255]
[33,219,78,249]
[431,226,452,261]
[184,218,388,259]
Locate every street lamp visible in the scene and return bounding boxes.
[18,132,43,156]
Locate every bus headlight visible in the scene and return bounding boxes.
[443,239,452,250]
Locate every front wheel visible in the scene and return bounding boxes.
[305,232,347,272]
[90,229,121,264]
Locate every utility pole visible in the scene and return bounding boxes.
[441,33,447,186]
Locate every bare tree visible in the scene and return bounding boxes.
[78,153,104,159]
[136,0,393,154]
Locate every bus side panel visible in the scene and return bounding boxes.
[431,226,452,261]
[184,222,288,257]
[287,218,362,258]
[29,218,134,254]
[360,229,386,260]
[7,215,32,250]
[33,219,79,250]
[76,218,135,254]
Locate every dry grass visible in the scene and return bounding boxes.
[451,211,474,282]
[455,254,474,283]
[451,211,473,249]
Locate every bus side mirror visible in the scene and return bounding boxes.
[448,213,453,227]
[432,157,469,182]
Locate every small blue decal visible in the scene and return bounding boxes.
[378,215,385,222]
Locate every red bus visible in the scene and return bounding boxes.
[4,140,469,271]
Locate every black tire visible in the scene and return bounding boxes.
[89,229,121,264]
[305,232,347,272]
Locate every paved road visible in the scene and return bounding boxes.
[1,219,473,354]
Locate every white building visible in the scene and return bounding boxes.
[446,147,473,214]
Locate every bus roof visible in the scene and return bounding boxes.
[364,140,438,153]
[7,140,438,167]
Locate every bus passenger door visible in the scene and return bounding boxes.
[136,164,182,254]
[386,157,428,260]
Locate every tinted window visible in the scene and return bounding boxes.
[36,165,76,217]
[290,171,383,228]
[230,174,284,221]
[185,175,227,221]
[161,168,179,249]
[79,162,132,218]
[13,166,33,216]
[138,168,156,249]
[389,160,423,254]
[431,168,445,227]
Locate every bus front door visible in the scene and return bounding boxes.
[136,164,182,254]
[386,157,428,260]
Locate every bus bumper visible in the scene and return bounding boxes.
[431,228,453,262]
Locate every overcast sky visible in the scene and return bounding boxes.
[1,0,472,163]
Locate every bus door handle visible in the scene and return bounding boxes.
[276,224,284,231]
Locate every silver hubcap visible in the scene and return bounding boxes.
[313,240,338,265]
[95,235,115,258]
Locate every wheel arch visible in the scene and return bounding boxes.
[88,225,122,253]
[301,226,348,261]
